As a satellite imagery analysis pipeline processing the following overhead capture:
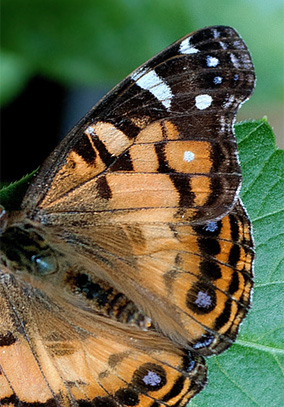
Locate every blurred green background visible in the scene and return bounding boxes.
[1,0,284,182]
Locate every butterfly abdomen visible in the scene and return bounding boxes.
[66,271,152,329]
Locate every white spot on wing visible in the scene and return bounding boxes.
[131,66,145,81]
[219,117,227,132]
[212,28,220,39]
[223,94,235,108]
[206,55,219,67]
[183,151,195,162]
[219,41,227,50]
[179,37,199,54]
[213,76,222,85]
[233,40,242,48]
[195,94,212,110]
[131,68,172,109]
[86,126,95,135]
[230,53,241,68]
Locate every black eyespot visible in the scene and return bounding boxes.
[132,363,166,391]
[193,334,215,350]
[182,350,196,372]
[194,220,221,237]
[186,281,216,314]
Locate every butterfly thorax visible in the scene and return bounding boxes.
[0,222,59,277]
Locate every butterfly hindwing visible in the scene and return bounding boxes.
[42,198,253,355]
[0,265,206,406]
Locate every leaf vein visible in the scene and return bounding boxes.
[236,340,284,355]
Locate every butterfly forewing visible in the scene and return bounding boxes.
[24,26,255,224]
[0,26,255,406]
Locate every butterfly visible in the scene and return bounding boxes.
[0,25,255,406]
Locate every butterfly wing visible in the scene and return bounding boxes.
[0,265,206,406]
[24,26,255,224]
[0,25,255,405]
[19,26,255,354]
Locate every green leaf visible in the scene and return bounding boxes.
[192,119,284,407]
[0,169,38,211]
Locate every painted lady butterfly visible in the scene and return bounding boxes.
[0,26,255,406]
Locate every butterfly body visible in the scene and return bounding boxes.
[0,26,254,406]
